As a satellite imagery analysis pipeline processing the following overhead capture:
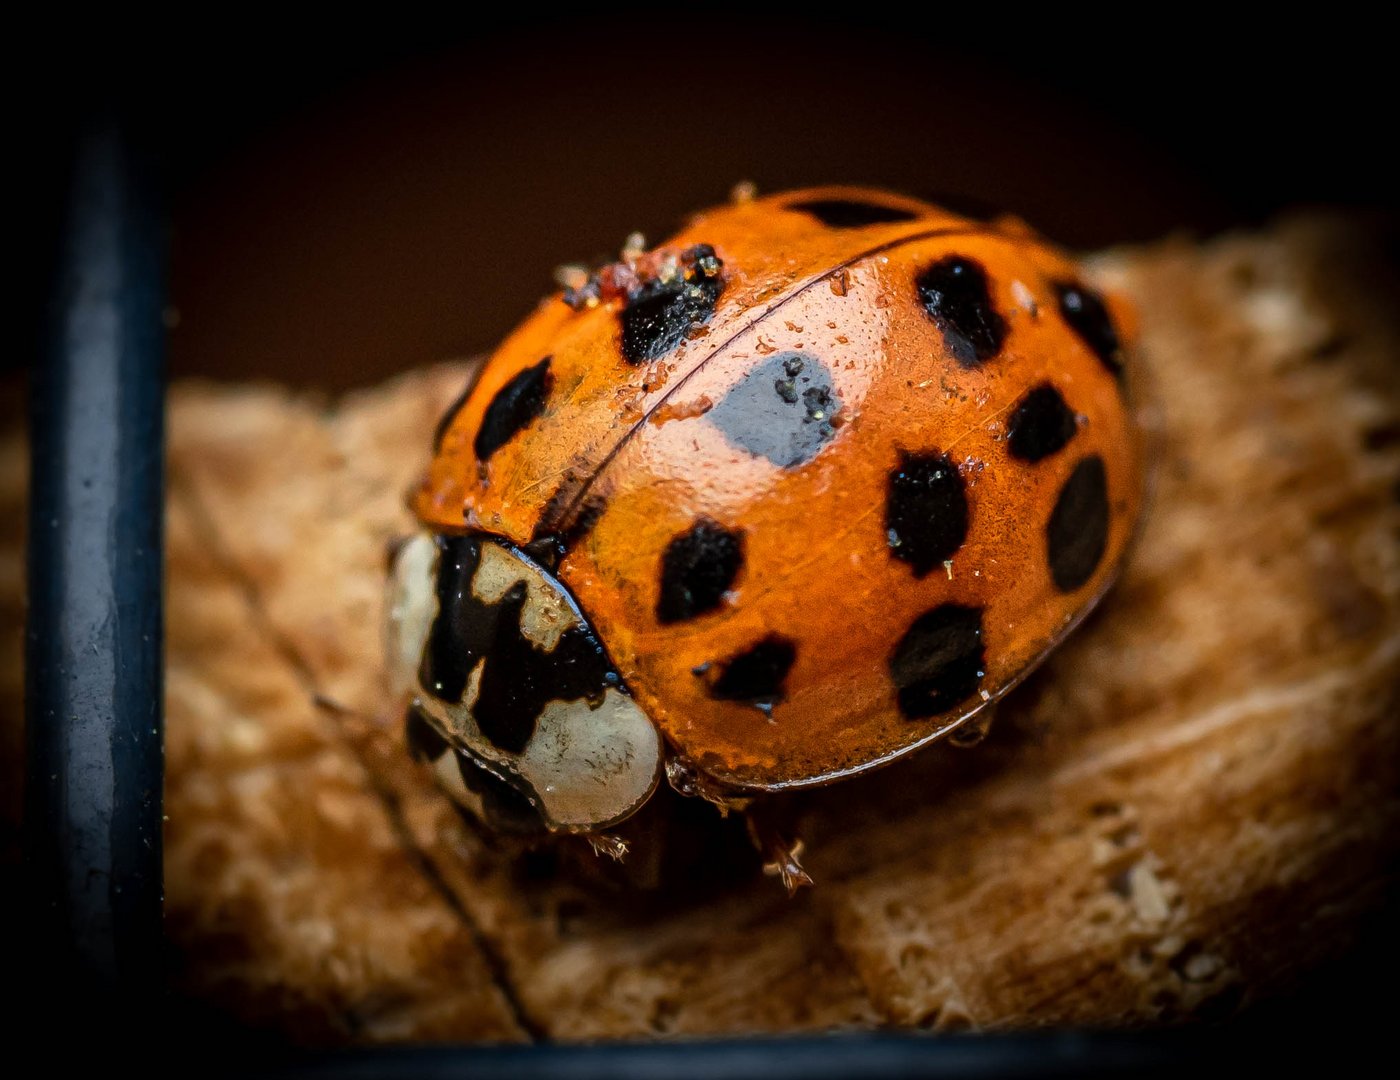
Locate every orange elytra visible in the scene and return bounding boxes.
[387,185,1145,880]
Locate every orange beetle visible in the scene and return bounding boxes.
[387,185,1144,885]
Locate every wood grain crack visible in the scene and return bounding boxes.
[168,473,547,1042]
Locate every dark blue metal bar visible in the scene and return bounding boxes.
[25,116,165,1004]
[254,1031,1208,1080]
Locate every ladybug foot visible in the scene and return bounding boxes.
[764,839,814,895]
[746,810,814,894]
[586,833,629,861]
[948,704,997,748]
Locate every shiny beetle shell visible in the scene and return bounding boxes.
[394,185,1145,833]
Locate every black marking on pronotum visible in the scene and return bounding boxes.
[419,534,620,754]
[1007,383,1078,463]
[520,535,565,573]
[790,198,919,228]
[889,604,986,719]
[405,703,449,762]
[1054,281,1124,381]
[432,366,485,452]
[620,244,725,365]
[701,635,797,717]
[916,255,1006,366]
[656,518,744,624]
[474,357,553,462]
[707,352,840,467]
[1047,454,1110,593]
[885,450,969,577]
[455,752,547,834]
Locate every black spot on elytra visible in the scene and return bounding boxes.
[432,367,484,452]
[656,519,744,623]
[702,636,797,716]
[1054,281,1124,380]
[419,534,621,754]
[564,498,607,548]
[889,604,986,719]
[790,198,918,228]
[707,352,840,467]
[620,246,724,364]
[1047,455,1110,592]
[456,752,546,834]
[533,480,579,544]
[916,256,1006,366]
[474,357,552,462]
[531,486,607,565]
[1008,383,1078,463]
[405,703,449,762]
[918,191,999,222]
[885,450,969,577]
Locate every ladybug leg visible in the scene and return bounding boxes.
[948,704,997,748]
[745,802,813,895]
[665,753,752,814]
[666,753,811,891]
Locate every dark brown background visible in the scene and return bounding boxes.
[19,16,1397,390]
[13,14,1400,1051]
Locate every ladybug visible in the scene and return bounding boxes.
[387,185,1144,887]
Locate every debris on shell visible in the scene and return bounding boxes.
[730,180,758,203]
[562,243,723,312]
[650,395,716,427]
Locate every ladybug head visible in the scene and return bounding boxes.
[386,531,661,833]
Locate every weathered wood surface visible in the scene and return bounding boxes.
[4,217,1397,1043]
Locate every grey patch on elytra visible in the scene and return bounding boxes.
[708,351,841,467]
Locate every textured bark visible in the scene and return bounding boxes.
[3,217,1397,1043]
